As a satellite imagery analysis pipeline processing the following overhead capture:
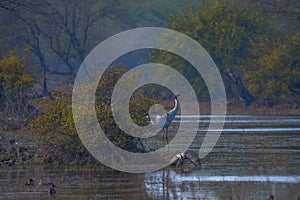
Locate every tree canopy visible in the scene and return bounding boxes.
[150,0,299,105]
[27,66,157,154]
[244,33,300,105]
[0,49,35,128]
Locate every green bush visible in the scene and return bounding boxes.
[26,67,157,164]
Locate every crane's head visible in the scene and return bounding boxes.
[174,92,180,99]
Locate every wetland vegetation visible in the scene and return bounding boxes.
[0,0,299,199]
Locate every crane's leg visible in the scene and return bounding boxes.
[162,127,166,142]
[162,127,169,144]
[162,127,170,150]
[165,126,169,144]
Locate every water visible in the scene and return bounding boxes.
[1,115,300,199]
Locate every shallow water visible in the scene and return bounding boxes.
[1,115,300,199]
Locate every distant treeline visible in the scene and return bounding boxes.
[0,0,299,105]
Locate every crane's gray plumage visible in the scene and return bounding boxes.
[163,93,179,143]
[150,93,180,143]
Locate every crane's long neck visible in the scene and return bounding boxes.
[172,97,179,114]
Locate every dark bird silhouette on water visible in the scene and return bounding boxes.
[49,183,56,197]
[25,178,34,186]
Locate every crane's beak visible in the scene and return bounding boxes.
[174,93,180,97]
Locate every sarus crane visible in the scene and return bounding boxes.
[150,93,180,143]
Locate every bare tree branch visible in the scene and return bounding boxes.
[0,0,40,12]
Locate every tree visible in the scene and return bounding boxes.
[26,66,157,164]
[2,0,126,97]
[243,33,300,106]
[18,0,112,95]
[253,0,300,35]
[26,92,78,148]
[152,0,265,104]
[95,67,157,151]
[21,17,51,97]
[42,0,117,77]
[0,0,39,11]
[0,49,35,129]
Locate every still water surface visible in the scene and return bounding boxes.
[0,115,300,199]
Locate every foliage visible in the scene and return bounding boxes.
[0,50,34,96]
[149,0,300,105]
[150,0,266,98]
[96,67,157,151]
[0,49,35,128]
[26,92,79,150]
[243,33,300,104]
[27,66,157,154]
[173,1,267,68]
[1,0,299,106]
